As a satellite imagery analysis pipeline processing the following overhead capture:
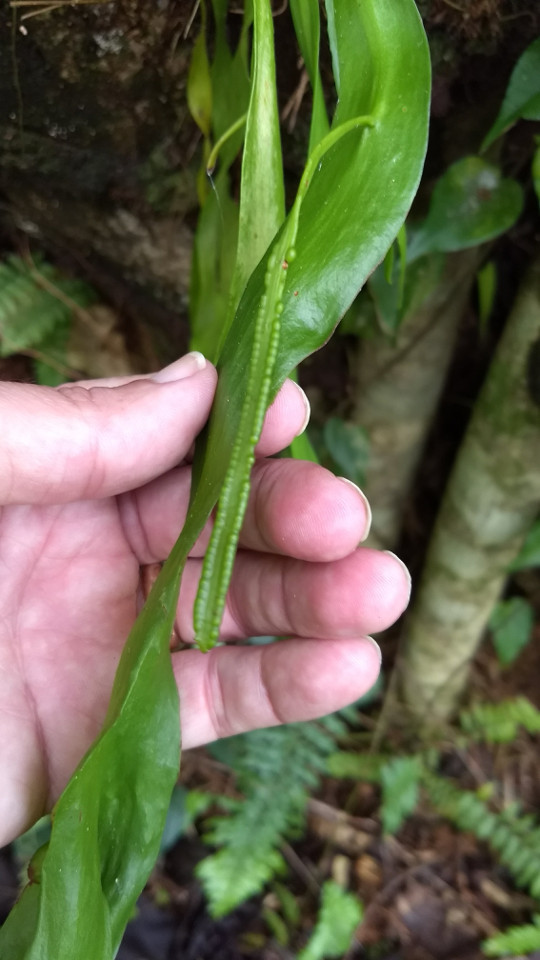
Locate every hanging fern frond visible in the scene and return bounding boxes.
[0,255,95,360]
[460,697,540,744]
[424,773,540,899]
[198,717,349,917]
[483,915,540,957]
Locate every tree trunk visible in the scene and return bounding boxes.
[351,250,481,549]
[400,256,540,721]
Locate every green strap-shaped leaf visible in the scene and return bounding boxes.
[187,1,213,206]
[482,36,540,151]
[190,0,430,650]
[0,566,183,958]
[273,0,429,382]
[1,474,221,956]
[194,115,377,650]
[290,0,330,152]
[210,0,252,158]
[189,1,251,360]
[225,0,285,337]
[187,14,212,140]
[190,169,240,361]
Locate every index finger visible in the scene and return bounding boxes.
[64,359,310,458]
[255,378,310,456]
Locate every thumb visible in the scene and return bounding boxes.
[0,352,217,506]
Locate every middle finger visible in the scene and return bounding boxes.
[174,547,411,643]
[122,458,372,564]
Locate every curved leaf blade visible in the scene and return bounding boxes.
[226,0,285,328]
[290,0,330,151]
[187,18,212,139]
[273,0,430,382]
[482,37,540,151]
[490,597,534,667]
[510,518,540,571]
[0,561,186,958]
[408,157,523,261]
[189,1,251,359]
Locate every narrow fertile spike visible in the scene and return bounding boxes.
[194,116,375,651]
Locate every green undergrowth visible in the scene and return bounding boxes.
[0,254,96,384]
[482,915,540,957]
[181,695,540,955]
[197,713,352,917]
[297,880,363,960]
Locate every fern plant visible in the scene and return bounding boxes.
[424,773,540,899]
[460,697,540,744]
[197,696,540,918]
[297,880,363,960]
[328,749,426,837]
[327,697,540,901]
[380,756,423,835]
[0,254,95,384]
[483,915,540,957]
[197,714,350,917]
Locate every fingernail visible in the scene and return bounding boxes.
[365,635,382,665]
[151,351,207,383]
[293,381,311,435]
[338,477,372,542]
[383,550,412,600]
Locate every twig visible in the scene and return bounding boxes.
[21,4,63,19]
[281,843,320,896]
[183,0,200,38]
[281,67,309,134]
[307,797,378,833]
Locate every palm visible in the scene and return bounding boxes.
[0,496,140,837]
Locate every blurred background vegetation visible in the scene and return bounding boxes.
[0,1,540,958]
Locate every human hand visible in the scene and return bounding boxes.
[0,353,410,846]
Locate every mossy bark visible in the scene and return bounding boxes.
[351,250,481,549]
[400,256,540,721]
